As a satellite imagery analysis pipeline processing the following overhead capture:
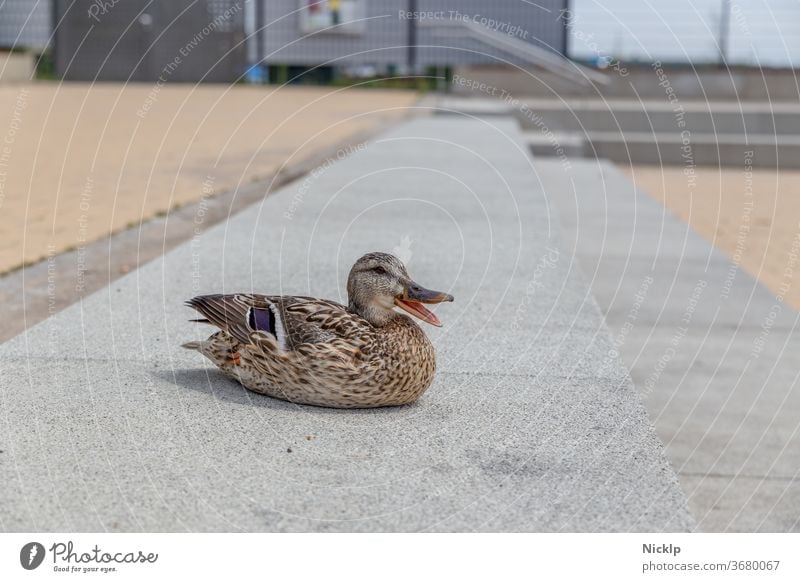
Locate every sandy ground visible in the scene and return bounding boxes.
[0,83,418,273]
[621,165,800,311]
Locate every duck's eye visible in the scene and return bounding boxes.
[373,266,387,275]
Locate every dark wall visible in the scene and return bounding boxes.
[55,0,246,82]
[0,0,52,51]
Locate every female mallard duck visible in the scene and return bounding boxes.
[182,252,453,408]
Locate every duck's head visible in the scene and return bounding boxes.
[347,252,454,328]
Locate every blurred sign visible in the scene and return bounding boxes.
[299,0,365,34]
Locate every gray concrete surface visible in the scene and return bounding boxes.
[0,115,692,532]
[538,157,800,531]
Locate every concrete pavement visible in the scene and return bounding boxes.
[539,157,800,531]
[0,115,691,531]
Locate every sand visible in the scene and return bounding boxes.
[0,82,418,273]
[621,164,800,310]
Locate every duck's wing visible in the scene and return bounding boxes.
[185,293,368,350]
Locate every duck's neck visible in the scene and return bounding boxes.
[349,298,397,327]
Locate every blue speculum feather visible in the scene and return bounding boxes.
[248,307,275,335]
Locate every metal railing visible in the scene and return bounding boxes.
[421,18,609,86]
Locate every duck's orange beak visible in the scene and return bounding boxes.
[394,281,454,327]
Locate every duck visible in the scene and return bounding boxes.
[182,252,454,408]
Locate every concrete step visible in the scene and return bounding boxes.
[526,130,800,168]
[0,116,692,532]
[517,100,800,135]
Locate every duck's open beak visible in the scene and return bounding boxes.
[394,281,454,327]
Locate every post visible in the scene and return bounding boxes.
[256,0,265,69]
[718,0,731,65]
[407,0,417,75]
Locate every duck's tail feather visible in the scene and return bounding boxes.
[185,293,278,345]
[181,340,205,351]
[184,294,255,345]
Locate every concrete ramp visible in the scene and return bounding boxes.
[0,115,692,531]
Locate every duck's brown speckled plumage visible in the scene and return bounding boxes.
[182,253,452,408]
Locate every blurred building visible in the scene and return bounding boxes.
[2,0,570,83]
[0,0,51,81]
[2,1,798,84]
[0,0,51,51]
[257,0,568,74]
[0,1,570,82]
[55,0,569,83]
[53,0,246,82]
